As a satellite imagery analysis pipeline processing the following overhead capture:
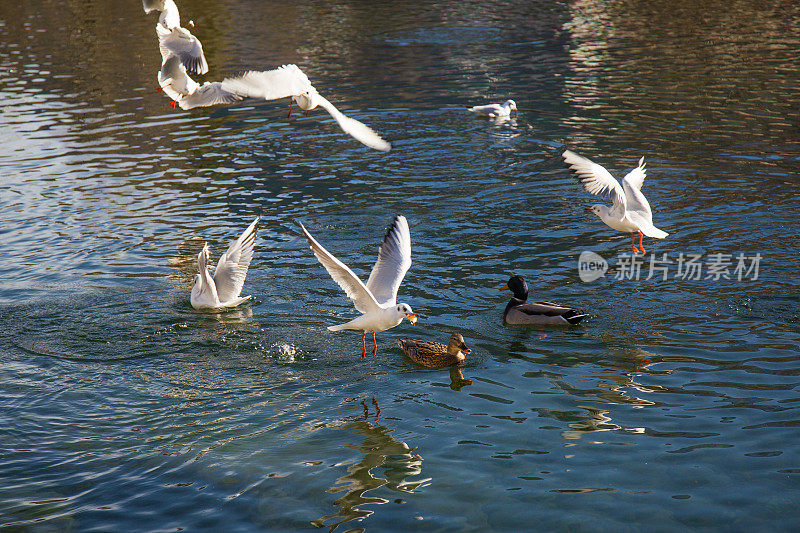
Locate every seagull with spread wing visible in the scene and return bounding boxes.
[157,60,391,152]
[299,215,418,359]
[191,216,259,310]
[563,150,669,254]
[143,0,208,75]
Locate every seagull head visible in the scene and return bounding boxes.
[504,99,517,112]
[587,204,607,219]
[396,303,418,324]
[293,88,319,111]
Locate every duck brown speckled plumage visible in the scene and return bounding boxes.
[398,333,471,369]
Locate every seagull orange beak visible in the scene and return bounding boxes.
[498,283,509,291]
[405,313,418,324]
[188,20,195,27]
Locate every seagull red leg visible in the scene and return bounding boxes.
[631,233,638,254]
[638,231,646,254]
[371,332,378,357]
[361,332,366,360]
[287,99,293,118]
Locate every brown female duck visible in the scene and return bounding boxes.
[500,275,586,325]
[398,333,471,369]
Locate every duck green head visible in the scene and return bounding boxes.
[498,275,529,300]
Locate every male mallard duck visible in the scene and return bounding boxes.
[499,275,586,325]
[398,333,471,369]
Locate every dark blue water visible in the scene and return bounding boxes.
[2,0,800,530]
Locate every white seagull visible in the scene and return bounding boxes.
[299,215,418,359]
[143,0,208,75]
[563,150,669,254]
[157,60,391,152]
[468,99,518,117]
[158,54,243,108]
[191,216,260,310]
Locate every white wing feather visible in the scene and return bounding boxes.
[622,157,647,191]
[627,211,669,238]
[178,82,243,110]
[156,25,208,75]
[213,216,259,303]
[220,65,312,101]
[563,150,627,220]
[299,222,381,314]
[316,96,392,152]
[142,0,166,13]
[468,103,502,115]
[365,215,412,306]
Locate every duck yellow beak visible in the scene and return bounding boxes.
[405,313,418,324]
[498,283,509,291]
[462,346,471,354]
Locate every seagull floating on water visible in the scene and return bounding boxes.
[143,0,208,75]
[157,58,391,151]
[468,99,517,117]
[398,333,471,369]
[191,216,259,310]
[499,275,586,325]
[299,215,418,359]
[563,150,669,254]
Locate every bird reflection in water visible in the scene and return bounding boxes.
[448,365,472,391]
[311,401,430,532]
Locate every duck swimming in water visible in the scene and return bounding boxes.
[499,275,586,325]
[398,333,471,369]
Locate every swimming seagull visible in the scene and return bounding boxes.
[143,0,208,75]
[298,215,418,359]
[468,99,518,117]
[157,60,391,152]
[563,150,669,254]
[191,216,260,310]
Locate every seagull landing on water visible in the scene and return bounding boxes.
[468,99,518,117]
[191,216,259,310]
[298,215,418,360]
[156,59,391,152]
[143,0,208,75]
[563,150,669,254]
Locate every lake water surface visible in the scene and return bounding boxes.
[2,0,800,530]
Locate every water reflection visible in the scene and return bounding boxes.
[312,401,429,532]
[448,366,473,391]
